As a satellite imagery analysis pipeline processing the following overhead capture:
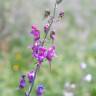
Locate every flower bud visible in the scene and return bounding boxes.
[46,46,55,63]
[27,71,35,83]
[44,9,50,18]
[30,25,40,41]
[50,30,55,40]
[36,84,44,96]
[59,11,64,18]
[44,23,49,33]
[19,75,26,89]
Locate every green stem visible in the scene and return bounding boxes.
[25,1,57,96]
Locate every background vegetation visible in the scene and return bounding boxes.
[0,0,96,96]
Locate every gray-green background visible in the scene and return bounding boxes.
[0,0,96,96]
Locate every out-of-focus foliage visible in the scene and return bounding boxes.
[0,0,96,96]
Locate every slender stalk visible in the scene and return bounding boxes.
[42,1,57,46]
[26,64,40,96]
[25,1,57,96]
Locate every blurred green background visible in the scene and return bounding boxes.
[0,0,96,96]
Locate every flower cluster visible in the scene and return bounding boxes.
[18,0,64,96]
[30,25,56,64]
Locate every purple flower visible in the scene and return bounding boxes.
[36,84,44,96]
[46,46,55,63]
[37,46,47,64]
[31,25,40,41]
[31,42,40,57]
[19,75,26,89]
[27,71,35,83]
[31,42,47,64]
[32,42,40,58]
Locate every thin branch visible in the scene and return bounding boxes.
[42,1,57,46]
[26,64,40,96]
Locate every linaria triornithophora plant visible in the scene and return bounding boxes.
[18,0,64,96]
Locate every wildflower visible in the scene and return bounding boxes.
[19,75,26,89]
[31,25,40,41]
[46,46,55,63]
[37,46,47,64]
[84,74,92,82]
[32,42,47,64]
[18,0,63,95]
[36,84,44,96]
[27,71,35,83]
[80,62,87,70]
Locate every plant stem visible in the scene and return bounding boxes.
[25,1,57,96]
[26,64,40,96]
[42,1,57,46]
